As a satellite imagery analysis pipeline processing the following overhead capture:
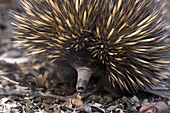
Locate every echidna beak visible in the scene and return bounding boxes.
[76,67,93,92]
[76,79,88,92]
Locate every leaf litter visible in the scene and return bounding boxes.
[0,49,169,113]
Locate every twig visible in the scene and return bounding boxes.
[0,76,19,85]
[0,91,69,101]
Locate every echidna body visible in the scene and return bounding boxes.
[11,0,170,93]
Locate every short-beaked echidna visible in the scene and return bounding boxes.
[11,0,170,93]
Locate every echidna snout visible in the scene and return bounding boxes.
[68,50,100,92]
[76,67,94,92]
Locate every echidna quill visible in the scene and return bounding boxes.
[11,0,170,93]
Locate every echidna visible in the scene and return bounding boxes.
[11,0,170,93]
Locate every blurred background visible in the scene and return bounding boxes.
[0,0,18,54]
[0,0,170,56]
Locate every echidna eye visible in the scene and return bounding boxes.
[73,59,79,65]
[93,63,99,68]
[87,61,98,68]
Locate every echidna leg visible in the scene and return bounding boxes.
[75,67,93,92]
